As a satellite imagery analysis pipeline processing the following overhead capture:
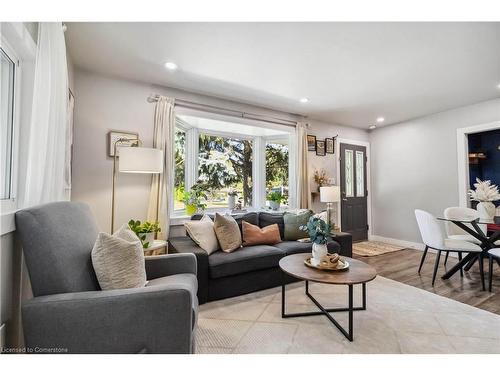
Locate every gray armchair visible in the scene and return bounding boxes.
[15,201,198,354]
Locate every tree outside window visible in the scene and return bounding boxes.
[266,139,289,201]
[174,127,186,210]
[198,134,253,208]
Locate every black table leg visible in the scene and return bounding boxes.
[489,255,493,293]
[464,256,477,272]
[458,252,463,277]
[478,254,485,291]
[281,280,365,342]
[442,252,477,279]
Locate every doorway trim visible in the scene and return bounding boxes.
[336,138,372,238]
[457,121,500,207]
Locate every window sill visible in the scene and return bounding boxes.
[170,215,190,226]
[1,210,17,236]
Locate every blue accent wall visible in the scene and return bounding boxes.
[468,129,500,205]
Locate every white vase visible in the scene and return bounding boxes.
[228,195,236,210]
[143,232,155,248]
[312,243,328,266]
[269,201,280,211]
[477,201,496,220]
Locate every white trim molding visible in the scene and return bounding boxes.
[336,138,372,237]
[368,234,458,258]
[368,234,425,251]
[456,121,500,207]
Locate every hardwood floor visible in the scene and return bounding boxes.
[353,249,500,315]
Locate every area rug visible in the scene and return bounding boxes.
[195,276,500,354]
[352,241,405,257]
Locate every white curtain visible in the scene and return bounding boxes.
[147,96,175,240]
[296,122,310,209]
[23,23,69,207]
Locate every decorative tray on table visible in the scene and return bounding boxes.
[304,253,349,271]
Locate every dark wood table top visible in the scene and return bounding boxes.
[279,253,377,285]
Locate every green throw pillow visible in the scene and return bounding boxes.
[283,210,313,241]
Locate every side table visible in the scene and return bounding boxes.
[143,240,167,256]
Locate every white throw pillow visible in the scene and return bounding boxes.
[184,215,220,255]
[91,224,147,290]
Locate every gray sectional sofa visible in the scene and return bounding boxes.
[169,211,352,304]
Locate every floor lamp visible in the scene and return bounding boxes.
[320,186,340,230]
[111,138,163,233]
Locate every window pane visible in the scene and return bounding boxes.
[266,138,289,204]
[356,150,365,197]
[174,127,186,211]
[198,134,253,208]
[345,149,354,197]
[1,48,15,200]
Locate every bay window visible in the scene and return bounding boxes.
[172,112,295,215]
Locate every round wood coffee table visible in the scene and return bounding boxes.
[279,253,377,341]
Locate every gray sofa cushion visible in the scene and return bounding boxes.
[147,273,199,327]
[208,245,284,279]
[15,201,100,296]
[258,212,285,239]
[274,241,313,255]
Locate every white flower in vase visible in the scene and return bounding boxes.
[468,178,500,220]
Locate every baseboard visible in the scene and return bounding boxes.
[368,234,458,258]
[368,234,425,250]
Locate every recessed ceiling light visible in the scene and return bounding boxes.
[299,98,309,103]
[497,82,500,89]
[376,117,385,123]
[369,125,377,130]
[164,62,178,70]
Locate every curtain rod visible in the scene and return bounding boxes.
[147,94,298,127]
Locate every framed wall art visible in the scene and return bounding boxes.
[307,135,317,151]
[316,139,326,156]
[108,131,139,157]
[325,138,335,154]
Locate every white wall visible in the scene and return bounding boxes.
[369,98,500,243]
[306,119,369,217]
[71,70,370,232]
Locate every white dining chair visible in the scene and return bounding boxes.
[443,207,484,265]
[415,209,484,286]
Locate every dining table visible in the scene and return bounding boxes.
[437,216,500,287]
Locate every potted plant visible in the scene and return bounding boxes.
[468,178,500,220]
[300,216,332,266]
[128,220,161,249]
[181,183,208,216]
[227,188,238,210]
[267,191,286,210]
[313,169,328,192]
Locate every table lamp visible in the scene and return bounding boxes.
[111,138,163,232]
[320,186,340,230]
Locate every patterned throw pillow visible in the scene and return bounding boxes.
[184,215,220,255]
[242,221,281,246]
[213,213,242,252]
[91,224,147,290]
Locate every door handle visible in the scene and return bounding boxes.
[342,198,347,201]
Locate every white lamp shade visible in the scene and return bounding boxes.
[320,186,340,203]
[119,147,163,174]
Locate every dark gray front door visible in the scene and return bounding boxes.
[340,143,368,242]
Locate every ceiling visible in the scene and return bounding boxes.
[66,22,500,128]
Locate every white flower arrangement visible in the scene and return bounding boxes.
[468,178,500,202]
